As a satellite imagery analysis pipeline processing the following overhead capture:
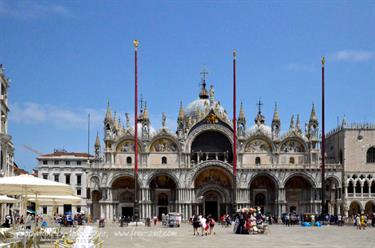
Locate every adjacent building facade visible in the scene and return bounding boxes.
[37,150,94,215]
[0,64,14,178]
[326,122,375,217]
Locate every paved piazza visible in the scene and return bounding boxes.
[41,223,375,248]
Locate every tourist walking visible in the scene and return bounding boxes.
[285,214,290,227]
[360,214,366,230]
[192,215,200,235]
[356,215,361,230]
[200,215,207,236]
[153,216,158,226]
[337,214,342,226]
[208,216,216,235]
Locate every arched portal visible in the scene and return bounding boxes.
[112,176,138,218]
[194,167,233,219]
[191,131,233,164]
[250,174,278,215]
[285,176,313,214]
[149,175,177,220]
[349,201,362,216]
[365,201,375,215]
[91,190,102,221]
[325,177,340,215]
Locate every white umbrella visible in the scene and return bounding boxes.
[27,195,82,205]
[0,175,74,196]
[0,195,18,203]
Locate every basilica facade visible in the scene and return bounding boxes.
[87,79,343,221]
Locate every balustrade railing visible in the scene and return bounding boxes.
[190,151,232,164]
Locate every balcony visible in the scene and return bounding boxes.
[190,151,232,165]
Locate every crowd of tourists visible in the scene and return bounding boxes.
[191,214,216,236]
[352,213,374,230]
[233,208,268,234]
[280,212,375,228]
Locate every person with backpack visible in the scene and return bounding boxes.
[192,215,200,235]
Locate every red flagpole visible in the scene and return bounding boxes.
[133,40,140,222]
[321,56,326,215]
[233,50,237,177]
[134,40,139,175]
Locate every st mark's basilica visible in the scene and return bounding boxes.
[86,74,343,221]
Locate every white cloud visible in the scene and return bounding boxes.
[0,0,71,19]
[330,50,373,62]
[9,102,179,132]
[285,63,316,72]
[9,102,103,130]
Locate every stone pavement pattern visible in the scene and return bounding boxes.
[41,223,375,248]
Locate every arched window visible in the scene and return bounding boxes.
[371,181,375,194]
[348,181,354,194]
[126,157,132,165]
[161,156,167,165]
[367,147,375,163]
[355,181,361,194]
[363,181,369,194]
[255,157,261,165]
[289,157,295,165]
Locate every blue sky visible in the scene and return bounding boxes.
[0,0,374,172]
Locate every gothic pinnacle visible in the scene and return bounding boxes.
[143,102,149,120]
[272,103,280,121]
[290,114,295,129]
[178,101,184,120]
[105,100,112,122]
[113,112,118,130]
[239,101,245,120]
[95,132,100,148]
[310,103,318,122]
[296,114,301,132]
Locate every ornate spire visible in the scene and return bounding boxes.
[239,101,245,121]
[113,112,118,130]
[199,67,209,99]
[105,100,112,122]
[310,103,318,122]
[296,114,301,133]
[237,101,246,137]
[95,132,100,148]
[289,114,295,129]
[254,99,265,125]
[118,117,123,133]
[143,102,149,120]
[272,103,280,122]
[271,103,281,139]
[178,101,184,120]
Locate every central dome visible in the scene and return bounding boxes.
[185,98,229,122]
[183,75,230,124]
